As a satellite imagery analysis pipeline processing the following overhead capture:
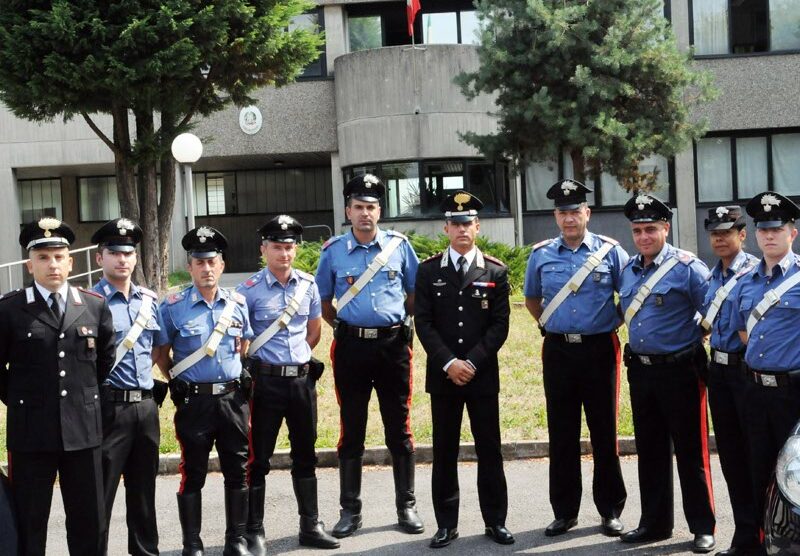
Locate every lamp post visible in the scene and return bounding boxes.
[171,133,203,230]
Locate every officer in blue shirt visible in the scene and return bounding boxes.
[91,218,166,556]
[700,206,759,556]
[730,191,800,552]
[617,194,716,553]
[523,180,628,539]
[237,215,338,552]
[315,174,422,538]
[155,226,254,556]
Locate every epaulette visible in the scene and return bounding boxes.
[386,229,408,241]
[166,289,187,305]
[422,252,444,264]
[241,271,263,288]
[295,269,314,282]
[483,253,507,267]
[0,289,23,303]
[78,287,104,299]
[139,286,158,299]
[532,238,554,251]
[596,234,620,246]
[230,290,246,305]
[321,236,341,250]
[674,249,697,266]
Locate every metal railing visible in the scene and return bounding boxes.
[0,244,102,294]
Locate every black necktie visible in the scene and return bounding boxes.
[457,256,468,282]
[50,292,62,322]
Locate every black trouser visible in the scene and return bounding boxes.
[101,395,160,556]
[742,369,800,540]
[8,447,105,556]
[174,387,250,493]
[626,344,715,534]
[430,393,508,529]
[249,371,318,485]
[708,359,759,548]
[331,332,414,459]
[542,332,626,521]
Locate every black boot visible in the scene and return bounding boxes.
[177,492,204,556]
[223,488,252,556]
[392,453,424,534]
[294,476,340,549]
[332,458,363,538]
[245,485,267,556]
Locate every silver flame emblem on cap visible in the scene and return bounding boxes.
[635,195,653,211]
[761,194,781,212]
[197,226,215,243]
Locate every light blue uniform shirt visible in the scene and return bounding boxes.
[236,268,322,365]
[619,243,710,354]
[523,231,629,334]
[93,278,164,390]
[315,228,418,327]
[730,251,800,372]
[703,250,758,354]
[157,285,253,383]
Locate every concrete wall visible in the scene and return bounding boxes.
[334,45,497,167]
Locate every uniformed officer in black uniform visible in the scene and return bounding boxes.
[0,218,115,556]
[91,218,167,556]
[415,191,514,548]
[315,174,423,538]
[155,227,254,556]
[237,215,339,552]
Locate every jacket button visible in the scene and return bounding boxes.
[59,370,66,377]
[60,390,67,397]
[458,307,463,311]
[59,351,65,358]
[27,332,31,338]
[19,399,23,404]
[458,339,463,344]
[59,333,65,339]
[458,322,463,327]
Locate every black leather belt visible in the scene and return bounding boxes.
[102,387,153,403]
[629,344,698,366]
[337,321,402,340]
[710,348,743,367]
[254,361,309,378]
[749,368,794,388]
[545,332,610,344]
[188,380,238,396]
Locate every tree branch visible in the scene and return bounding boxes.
[81,112,119,156]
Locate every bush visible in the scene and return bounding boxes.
[294,231,531,294]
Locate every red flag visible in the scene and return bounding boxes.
[407,0,421,37]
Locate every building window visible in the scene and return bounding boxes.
[18,178,62,223]
[343,158,510,220]
[79,176,119,221]
[695,130,800,202]
[348,15,383,52]
[524,154,671,211]
[291,8,326,77]
[692,0,800,55]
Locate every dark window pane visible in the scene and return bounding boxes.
[421,161,464,216]
[383,162,421,218]
[466,161,509,214]
[730,0,769,53]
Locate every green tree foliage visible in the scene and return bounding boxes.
[0,0,323,289]
[456,0,717,191]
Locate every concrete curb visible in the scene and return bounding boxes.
[152,435,718,475]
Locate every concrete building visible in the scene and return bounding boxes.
[1,0,798,286]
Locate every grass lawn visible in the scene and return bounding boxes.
[0,305,637,462]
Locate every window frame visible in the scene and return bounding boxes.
[693,127,800,206]
[689,0,800,59]
[294,7,329,80]
[77,175,120,223]
[17,177,63,224]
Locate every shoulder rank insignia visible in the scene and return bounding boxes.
[242,272,262,288]
[386,229,408,241]
[139,286,158,299]
[596,234,620,246]
[321,236,341,250]
[483,253,506,267]
[231,291,246,305]
[166,290,186,305]
[295,269,314,282]
[422,252,444,264]
[675,249,696,265]
[77,287,102,300]
[532,238,554,251]
[0,289,22,303]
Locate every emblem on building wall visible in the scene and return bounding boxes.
[239,106,263,135]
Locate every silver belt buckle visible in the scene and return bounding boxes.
[363,328,378,339]
[127,390,142,402]
[284,365,298,377]
[565,334,582,344]
[713,351,729,365]
[212,383,227,395]
[760,374,778,387]
[639,355,652,365]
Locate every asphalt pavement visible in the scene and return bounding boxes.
[46,455,736,555]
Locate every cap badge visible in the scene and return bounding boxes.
[453,192,471,211]
[716,206,729,219]
[197,226,215,244]
[278,214,293,231]
[635,195,653,211]
[38,217,61,238]
[761,194,781,212]
[117,218,135,236]
[363,174,379,189]
[561,180,577,195]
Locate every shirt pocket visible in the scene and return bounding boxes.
[380,264,402,283]
[541,264,571,301]
[178,322,208,351]
[335,266,361,288]
[253,303,283,323]
[17,323,46,343]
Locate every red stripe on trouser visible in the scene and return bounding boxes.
[246,397,255,487]
[330,339,344,451]
[174,411,188,495]
[406,346,415,450]
[697,379,716,520]
[611,332,621,455]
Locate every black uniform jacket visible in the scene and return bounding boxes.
[415,249,510,398]
[0,284,115,452]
